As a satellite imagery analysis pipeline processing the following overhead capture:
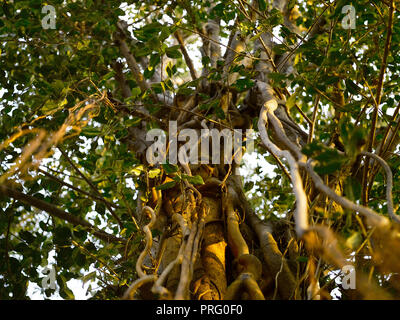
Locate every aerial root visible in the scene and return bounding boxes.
[123,197,206,299]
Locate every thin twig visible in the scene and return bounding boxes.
[362,0,395,204]
[37,168,118,209]
[58,147,123,229]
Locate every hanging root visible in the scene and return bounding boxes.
[123,205,158,299]
[135,206,157,278]
[301,160,390,228]
[152,244,185,299]
[225,273,265,300]
[225,175,299,299]
[258,85,392,232]
[223,183,265,300]
[122,275,157,300]
[258,97,308,238]
[175,219,198,299]
[124,182,207,300]
[255,83,398,299]
[361,151,400,224]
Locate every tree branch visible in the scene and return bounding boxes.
[174,30,197,80]
[257,83,391,234]
[111,60,132,99]
[58,147,123,229]
[0,185,125,243]
[258,99,309,237]
[37,168,118,209]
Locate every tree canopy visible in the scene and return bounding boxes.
[1,0,400,300]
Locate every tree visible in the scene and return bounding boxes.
[1,0,400,300]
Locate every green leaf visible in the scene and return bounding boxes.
[61,285,75,299]
[144,67,156,79]
[344,176,361,202]
[130,165,144,176]
[15,242,30,254]
[75,252,87,267]
[162,163,178,174]
[166,61,177,78]
[135,45,152,58]
[258,0,267,11]
[149,168,161,178]
[165,45,182,59]
[314,161,344,175]
[81,271,97,284]
[19,231,36,244]
[155,181,176,190]
[42,100,61,114]
[124,117,141,127]
[232,78,255,92]
[339,118,367,158]
[286,93,297,109]
[297,256,309,263]
[272,44,287,55]
[244,181,255,192]
[302,142,324,157]
[345,79,361,95]
[267,8,284,27]
[81,127,102,137]
[345,232,362,250]
[102,71,115,81]
[131,87,142,98]
[183,174,204,185]
[303,142,346,175]
[214,106,226,120]
[268,72,286,83]
[53,226,72,246]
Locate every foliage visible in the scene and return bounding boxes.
[1,0,400,300]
